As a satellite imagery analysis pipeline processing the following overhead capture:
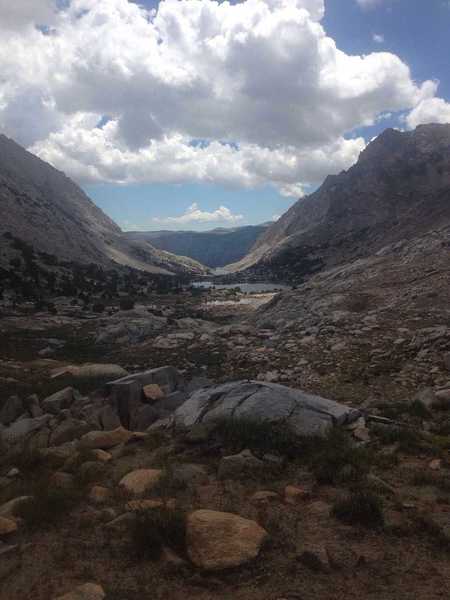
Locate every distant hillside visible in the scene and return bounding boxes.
[230,124,450,280]
[125,224,271,268]
[0,134,208,277]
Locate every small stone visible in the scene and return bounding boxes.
[50,472,75,490]
[125,499,164,512]
[0,517,18,536]
[429,459,441,471]
[119,469,162,496]
[413,388,436,410]
[104,512,136,531]
[143,384,165,401]
[284,485,309,505]
[42,387,80,415]
[435,389,450,408]
[90,449,112,463]
[218,449,265,481]
[89,486,111,504]
[161,545,187,566]
[0,496,33,518]
[353,426,370,442]
[171,464,209,487]
[250,490,280,505]
[53,582,106,600]
[6,468,19,478]
[80,427,133,450]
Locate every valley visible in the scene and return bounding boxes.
[0,124,449,600]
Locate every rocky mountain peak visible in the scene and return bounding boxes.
[228,123,450,277]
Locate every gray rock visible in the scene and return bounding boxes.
[1,415,51,446]
[42,387,81,414]
[131,405,159,431]
[50,418,93,446]
[218,449,265,480]
[444,354,450,372]
[172,463,209,486]
[108,366,185,395]
[174,381,360,437]
[23,394,43,418]
[98,405,121,431]
[0,396,23,426]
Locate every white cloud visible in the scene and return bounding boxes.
[0,0,441,196]
[373,33,384,44]
[152,203,244,226]
[406,97,450,129]
[0,0,57,30]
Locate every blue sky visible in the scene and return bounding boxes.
[1,0,449,231]
[84,0,450,231]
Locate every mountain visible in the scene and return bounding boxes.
[0,134,207,276]
[125,224,271,268]
[230,124,450,279]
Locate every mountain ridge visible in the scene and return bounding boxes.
[125,223,271,268]
[228,124,450,278]
[0,134,208,276]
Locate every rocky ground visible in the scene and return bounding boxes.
[0,231,449,599]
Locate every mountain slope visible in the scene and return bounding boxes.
[231,124,450,277]
[0,134,207,276]
[125,224,270,268]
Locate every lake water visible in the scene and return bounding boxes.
[192,281,291,293]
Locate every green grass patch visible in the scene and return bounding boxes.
[130,507,186,561]
[14,477,81,530]
[331,491,384,529]
[308,428,371,485]
[214,418,301,457]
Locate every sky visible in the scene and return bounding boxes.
[0,0,449,231]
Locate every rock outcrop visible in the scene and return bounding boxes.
[174,380,360,436]
[0,133,208,276]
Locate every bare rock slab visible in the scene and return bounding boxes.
[175,381,360,437]
[187,509,268,570]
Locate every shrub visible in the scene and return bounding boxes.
[119,298,135,311]
[346,294,371,313]
[92,302,105,313]
[15,479,80,530]
[373,425,425,455]
[214,418,301,457]
[130,507,186,560]
[331,491,384,529]
[308,428,371,485]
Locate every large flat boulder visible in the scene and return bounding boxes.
[104,366,187,431]
[106,366,185,396]
[174,381,360,437]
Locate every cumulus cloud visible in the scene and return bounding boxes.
[373,33,385,44]
[152,203,244,225]
[0,0,442,196]
[406,97,450,129]
[0,0,57,30]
